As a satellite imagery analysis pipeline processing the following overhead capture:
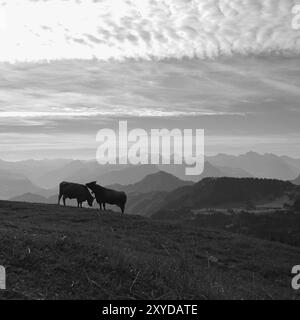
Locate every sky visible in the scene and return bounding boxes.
[0,0,300,160]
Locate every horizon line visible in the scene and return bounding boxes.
[1,150,300,163]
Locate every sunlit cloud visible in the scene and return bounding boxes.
[0,0,299,62]
[0,110,245,118]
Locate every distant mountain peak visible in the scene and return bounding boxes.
[142,170,192,182]
[109,170,193,195]
[244,151,260,156]
[145,170,181,180]
[9,192,48,204]
[292,174,300,185]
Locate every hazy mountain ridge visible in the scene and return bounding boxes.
[0,169,55,200]
[280,156,300,171]
[9,171,191,214]
[0,158,72,186]
[7,175,300,219]
[38,160,94,189]
[292,175,300,185]
[38,161,159,189]
[108,170,194,194]
[207,152,299,181]
[10,193,52,204]
[3,150,294,184]
[108,171,194,216]
[1,152,300,204]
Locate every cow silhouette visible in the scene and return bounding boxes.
[58,181,94,208]
[86,181,127,214]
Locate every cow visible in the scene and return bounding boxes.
[58,181,94,208]
[86,181,127,214]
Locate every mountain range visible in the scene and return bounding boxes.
[207,152,300,181]
[1,151,300,201]
[10,193,55,204]
[0,169,55,200]
[9,171,193,214]
[9,172,300,220]
[0,158,71,186]
[124,175,299,218]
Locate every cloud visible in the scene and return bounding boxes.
[0,56,299,132]
[0,58,257,124]
[0,55,299,159]
[0,0,299,62]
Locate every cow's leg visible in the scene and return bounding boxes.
[120,203,125,214]
[58,193,62,205]
[63,196,66,207]
[103,203,106,211]
[99,203,102,211]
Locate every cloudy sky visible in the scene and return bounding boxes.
[0,0,300,160]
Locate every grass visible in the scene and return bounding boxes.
[188,211,300,247]
[0,200,299,300]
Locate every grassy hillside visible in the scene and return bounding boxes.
[0,201,299,300]
[186,211,300,248]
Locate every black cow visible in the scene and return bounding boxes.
[86,181,127,214]
[58,181,94,208]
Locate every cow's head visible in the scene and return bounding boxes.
[85,187,95,207]
[86,181,97,190]
[87,194,94,207]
